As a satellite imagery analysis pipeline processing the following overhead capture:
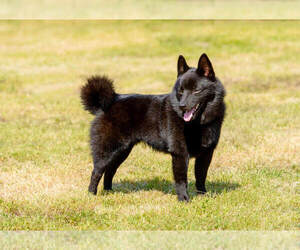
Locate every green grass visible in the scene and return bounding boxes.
[0,21,299,230]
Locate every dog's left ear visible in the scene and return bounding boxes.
[197,53,215,81]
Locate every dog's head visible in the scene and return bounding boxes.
[171,53,223,123]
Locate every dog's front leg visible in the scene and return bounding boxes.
[171,154,189,202]
[195,148,214,194]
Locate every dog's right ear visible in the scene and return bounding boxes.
[177,55,189,76]
[197,53,215,81]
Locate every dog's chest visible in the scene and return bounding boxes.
[184,122,205,156]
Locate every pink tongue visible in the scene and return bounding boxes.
[184,108,195,122]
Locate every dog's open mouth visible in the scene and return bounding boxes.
[183,104,200,122]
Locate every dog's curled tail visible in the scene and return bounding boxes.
[80,75,116,114]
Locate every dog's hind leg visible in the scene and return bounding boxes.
[195,148,214,194]
[88,159,107,195]
[103,145,133,191]
[88,146,125,195]
[88,143,134,195]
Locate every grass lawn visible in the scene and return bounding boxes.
[0,21,299,230]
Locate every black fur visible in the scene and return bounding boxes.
[80,76,116,114]
[80,54,226,202]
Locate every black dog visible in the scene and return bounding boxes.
[81,54,226,201]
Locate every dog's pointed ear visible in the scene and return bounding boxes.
[177,55,189,76]
[197,53,215,81]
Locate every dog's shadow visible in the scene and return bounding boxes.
[102,177,240,198]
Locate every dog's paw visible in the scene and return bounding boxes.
[177,193,190,202]
[175,182,189,202]
[196,189,207,195]
[88,186,97,195]
[103,186,113,191]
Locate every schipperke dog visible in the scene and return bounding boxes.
[81,53,226,201]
